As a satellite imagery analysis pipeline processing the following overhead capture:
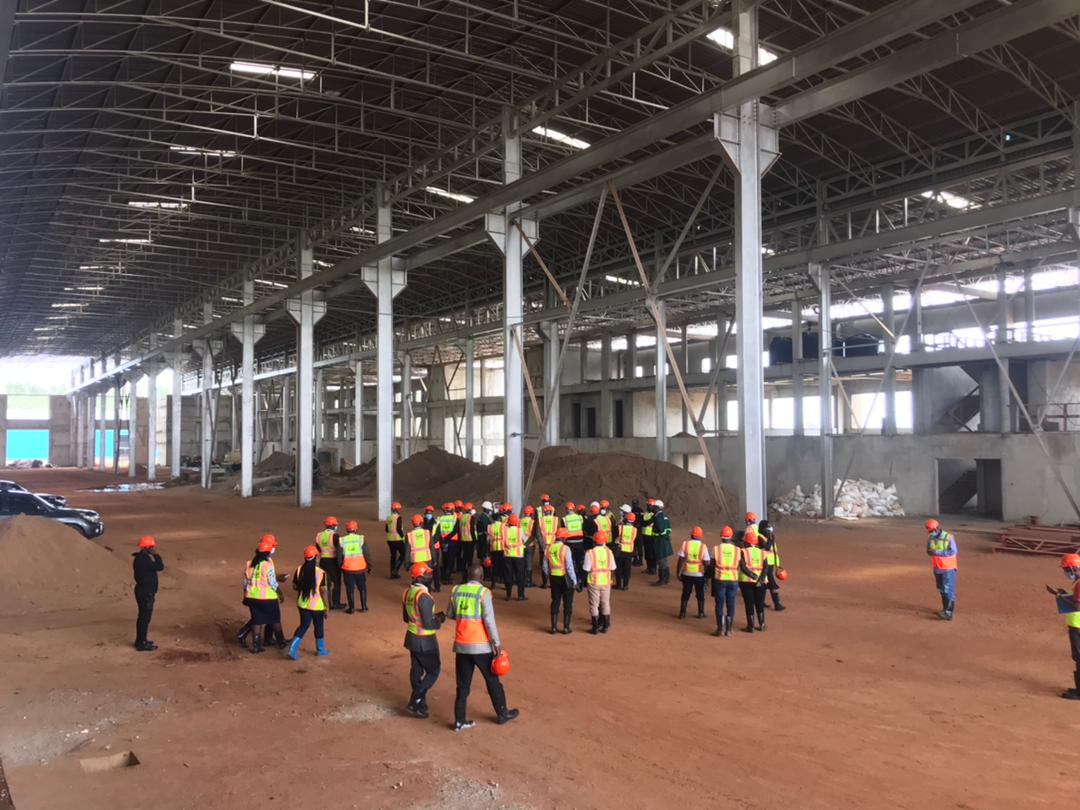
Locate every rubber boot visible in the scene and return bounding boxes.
[600,614,609,634]
[936,593,950,619]
[712,618,723,637]
[236,626,250,649]
[944,599,954,621]
[696,596,706,619]
[757,610,767,631]
[316,638,330,656]
[589,616,599,635]
[771,590,786,611]
[562,610,573,635]
[251,635,264,654]
[287,636,301,660]
[1066,669,1080,700]
[742,610,755,633]
[725,617,733,636]
[550,613,558,635]
[678,601,688,619]
[360,592,369,612]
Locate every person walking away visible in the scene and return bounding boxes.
[403,562,446,717]
[503,514,527,601]
[133,535,164,652]
[562,501,585,578]
[434,503,460,586]
[245,535,285,654]
[288,545,330,659]
[520,506,537,587]
[925,518,957,620]
[614,508,637,590]
[386,501,406,579]
[544,528,580,634]
[739,532,767,633]
[595,501,613,549]
[757,519,785,611]
[475,501,494,563]
[642,499,657,574]
[406,514,439,592]
[340,519,371,614]
[650,499,673,586]
[537,503,558,589]
[583,503,600,551]
[711,526,740,636]
[583,536,616,634]
[677,527,710,619]
[237,534,286,649]
[446,565,520,731]
[316,516,345,609]
[630,499,646,566]
[487,508,506,590]
[458,502,476,581]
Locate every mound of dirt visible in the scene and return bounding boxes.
[328,448,483,502]
[255,452,295,474]
[425,446,736,527]
[0,516,130,615]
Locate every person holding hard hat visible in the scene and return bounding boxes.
[402,562,446,717]
[446,565,520,731]
[1050,554,1080,700]
[288,545,330,659]
[385,501,406,579]
[339,519,371,614]
[710,526,740,636]
[244,534,285,654]
[758,519,786,612]
[677,527,710,620]
[925,518,957,620]
[132,535,165,652]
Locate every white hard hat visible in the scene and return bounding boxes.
[654,498,664,508]
[590,500,600,509]
[620,504,631,513]
[481,500,493,511]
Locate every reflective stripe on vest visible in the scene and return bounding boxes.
[618,524,636,553]
[643,518,654,537]
[297,565,326,610]
[490,520,505,552]
[563,513,583,537]
[682,539,705,575]
[521,517,534,543]
[245,560,276,600]
[459,513,473,542]
[386,514,400,542]
[595,514,612,544]
[739,546,764,583]
[540,515,558,543]
[316,529,336,558]
[340,533,368,572]
[929,534,957,570]
[714,542,739,581]
[404,584,436,637]
[548,542,568,576]
[587,546,614,587]
[504,525,525,558]
[438,513,457,536]
[409,527,432,562]
[451,583,490,645]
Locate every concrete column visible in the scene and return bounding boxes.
[882,283,897,435]
[73,396,84,468]
[281,376,291,453]
[812,262,834,519]
[127,375,138,478]
[353,361,364,466]
[229,385,239,452]
[579,342,588,384]
[717,381,728,432]
[910,286,924,352]
[230,280,265,497]
[170,319,183,478]
[112,376,121,474]
[314,368,324,455]
[463,339,476,460]
[679,324,689,437]
[599,333,613,439]
[287,234,326,508]
[624,332,636,437]
[1023,266,1035,341]
[401,352,413,459]
[791,296,804,436]
[198,303,221,489]
[146,364,158,480]
[997,269,1011,433]
[86,391,96,470]
[654,300,668,462]
[541,325,559,446]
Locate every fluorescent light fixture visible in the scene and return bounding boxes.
[424,186,476,204]
[255,279,289,289]
[313,259,333,268]
[350,226,375,236]
[531,126,590,150]
[78,264,110,270]
[128,200,188,210]
[51,303,85,309]
[99,237,150,244]
[605,274,641,287]
[921,189,975,210]
[45,315,70,321]
[707,27,779,65]
[62,285,103,292]
[220,296,241,303]
[170,146,237,158]
[32,326,52,332]
[761,246,776,256]
[230,61,316,81]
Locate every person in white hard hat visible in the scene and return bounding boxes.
[650,498,673,587]
[475,501,494,562]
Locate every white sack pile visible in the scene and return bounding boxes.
[770,480,905,519]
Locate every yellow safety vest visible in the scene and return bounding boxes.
[296,565,326,611]
[563,513,583,537]
[504,526,525,558]
[404,584,436,636]
[714,542,739,582]
[587,546,614,587]
[490,520,505,552]
[739,546,764,583]
[245,560,276,600]
[547,542,568,577]
[618,524,636,554]
[458,512,473,542]
[408,527,432,563]
[386,514,401,542]
[682,539,706,575]
[765,539,780,567]
[595,514,612,543]
[520,516,534,544]
[316,528,336,559]
[540,515,558,544]
[437,513,457,537]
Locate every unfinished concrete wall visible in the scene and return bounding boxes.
[47,396,73,466]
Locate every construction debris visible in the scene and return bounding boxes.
[771,480,905,519]
[994,523,1080,556]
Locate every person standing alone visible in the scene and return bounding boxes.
[133,535,164,652]
[925,518,957,620]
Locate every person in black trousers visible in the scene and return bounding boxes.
[738,535,768,633]
[402,563,445,717]
[132,535,164,651]
[630,499,645,567]
[543,528,580,634]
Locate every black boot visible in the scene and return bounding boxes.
[589,617,599,635]
[600,614,609,634]
[251,635,264,654]
[712,619,723,637]
[757,610,767,631]
[696,598,706,619]
[936,593,950,619]
[724,617,733,636]
[550,614,558,635]
[771,591,786,611]
[562,611,573,635]
[678,601,687,619]
[236,626,251,649]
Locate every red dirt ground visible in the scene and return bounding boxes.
[1,468,1078,809]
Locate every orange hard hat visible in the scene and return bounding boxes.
[647,498,656,506]
[600,499,610,508]
[691,526,703,539]
[425,505,435,513]
[577,504,586,513]
[257,538,275,553]
[454,499,464,508]
[410,562,433,579]
[303,545,319,559]
[345,519,358,532]
[925,518,940,532]
[138,535,156,548]
[465,502,474,510]
[508,514,520,526]
[543,503,554,513]
[720,526,734,539]
[744,530,759,546]
[490,650,510,677]
[411,514,424,526]
[324,516,338,527]
[391,501,402,511]
[625,512,636,522]
[482,557,493,569]
[442,502,453,511]
[260,533,277,547]
[1061,553,1080,569]
[502,502,512,512]
[540,493,550,501]
[523,505,535,515]
[745,512,757,524]
[590,504,600,515]
[566,502,575,510]
[556,527,569,539]
[775,567,789,581]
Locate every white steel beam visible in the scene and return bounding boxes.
[812,262,834,519]
[288,234,325,508]
[230,280,266,497]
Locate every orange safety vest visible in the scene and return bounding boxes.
[296,565,326,611]
[489,519,505,552]
[928,533,958,570]
[504,526,525,558]
[618,523,637,554]
[681,539,706,575]
[547,541,568,577]
[739,546,764,583]
[451,583,491,645]
[713,542,739,582]
[586,545,614,587]
[340,532,368,572]
[594,514,612,544]
[408,527,432,563]
[403,584,436,637]
[540,514,558,545]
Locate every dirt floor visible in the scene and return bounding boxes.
[2,468,1079,809]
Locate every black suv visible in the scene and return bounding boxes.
[0,490,105,538]
[0,480,67,507]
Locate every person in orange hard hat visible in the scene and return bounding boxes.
[710,526,740,636]
[339,519,372,614]
[738,529,768,633]
[562,501,585,579]
[925,518,957,620]
[536,503,558,589]
[502,513,527,601]
[316,516,345,610]
[385,501,406,579]
[583,533,616,634]
[520,505,538,589]
[287,546,330,659]
[677,527,711,620]
[237,534,288,650]
[614,506,637,590]
[244,535,285,654]
[457,502,477,583]
[434,502,460,586]
[133,535,164,652]
[403,563,446,717]
[1050,553,1080,700]
[544,527,580,634]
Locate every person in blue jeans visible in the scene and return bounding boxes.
[710,526,741,637]
[925,518,958,620]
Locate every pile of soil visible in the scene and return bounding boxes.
[0,516,129,615]
[329,448,484,502]
[425,446,736,527]
[255,452,295,474]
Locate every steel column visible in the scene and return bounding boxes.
[600,333,613,439]
[541,326,560,445]
[128,376,138,478]
[314,368,324,455]
[1024,267,1036,341]
[281,376,291,453]
[231,280,265,497]
[998,268,1012,433]
[198,303,218,490]
[354,360,364,466]
[170,320,182,478]
[401,352,413,459]
[813,263,834,519]
[791,296,804,437]
[654,300,669,462]
[464,339,476,460]
[882,283,897,435]
[146,359,159,480]
[288,233,325,508]
[112,375,121,475]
